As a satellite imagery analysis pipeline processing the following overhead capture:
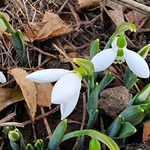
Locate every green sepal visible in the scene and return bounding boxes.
[87,83,99,114]
[120,106,145,126]
[47,119,67,150]
[138,44,150,58]
[26,144,34,150]
[89,138,101,150]
[90,39,99,59]
[114,122,136,139]
[134,83,150,104]
[11,29,27,64]
[61,129,120,150]
[141,103,150,112]
[3,126,14,136]
[73,58,94,77]
[107,115,122,138]
[98,72,115,93]
[87,109,99,129]
[34,139,44,150]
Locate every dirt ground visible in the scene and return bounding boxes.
[0,0,150,150]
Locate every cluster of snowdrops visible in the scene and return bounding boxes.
[1,21,150,150]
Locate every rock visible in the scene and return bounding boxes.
[98,86,132,119]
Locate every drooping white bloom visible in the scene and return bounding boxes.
[26,69,82,120]
[0,71,6,83]
[91,36,150,78]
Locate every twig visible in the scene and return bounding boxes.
[111,0,150,15]
[0,112,16,123]
[40,106,52,139]
[0,122,24,127]
[22,106,60,126]
[57,0,69,15]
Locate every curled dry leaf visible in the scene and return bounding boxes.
[8,68,37,121]
[0,88,24,111]
[24,12,73,42]
[36,83,52,108]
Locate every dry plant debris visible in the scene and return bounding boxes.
[0,0,149,149]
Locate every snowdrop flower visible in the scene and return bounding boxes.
[0,71,6,83]
[26,69,82,120]
[91,34,150,78]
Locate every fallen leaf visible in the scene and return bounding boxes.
[8,68,37,121]
[105,0,124,27]
[0,12,10,35]
[77,0,99,9]
[0,88,24,111]
[124,10,148,29]
[36,83,52,107]
[24,12,73,42]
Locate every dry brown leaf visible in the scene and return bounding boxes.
[77,0,99,9]
[8,68,37,121]
[0,88,24,111]
[24,12,73,42]
[105,0,124,27]
[124,10,148,29]
[36,83,52,107]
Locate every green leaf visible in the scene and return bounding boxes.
[11,30,27,64]
[99,72,114,93]
[73,58,94,77]
[123,67,138,90]
[87,109,99,129]
[61,129,120,150]
[87,83,99,114]
[10,141,20,150]
[48,119,67,150]
[107,115,122,138]
[90,39,99,59]
[114,122,136,139]
[138,44,150,58]
[121,106,145,126]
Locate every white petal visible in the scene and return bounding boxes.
[0,71,6,83]
[52,73,81,104]
[26,69,70,83]
[60,92,79,120]
[124,49,150,78]
[91,49,117,72]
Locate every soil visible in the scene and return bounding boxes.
[0,0,150,150]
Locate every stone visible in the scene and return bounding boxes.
[98,86,132,119]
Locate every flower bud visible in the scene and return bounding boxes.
[8,129,20,142]
[89,138,101,150]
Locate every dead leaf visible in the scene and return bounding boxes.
[0,88,24,111]
[8,68,37,121]
[0,12,10,36]
[24,12,73,42]
[77,0,99,9]
[124,10,148,29]
[36,83,52,107]
[105,0,124,27]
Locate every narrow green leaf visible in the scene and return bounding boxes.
[107,115,122,138]
[99,72,114,93]
[61,129,120,150]
[48,119,67,150]
[90,39,99,59]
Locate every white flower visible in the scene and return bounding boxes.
[0,71,6,83]
[26,69,82,120]
[91,37,150,78]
